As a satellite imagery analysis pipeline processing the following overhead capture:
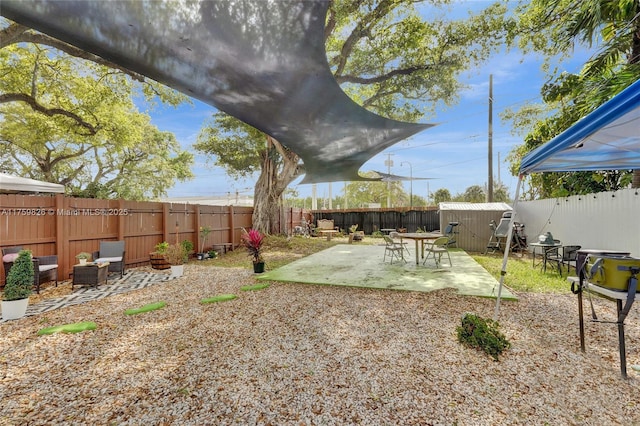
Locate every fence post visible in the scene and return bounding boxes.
[55,194,67,279]
[117,198,125,241]
[163,203,171,244]
[229,204,235,249]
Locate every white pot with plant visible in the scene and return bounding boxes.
[163,242,188,279]
[2,249,34,321]
[75,252,92,265]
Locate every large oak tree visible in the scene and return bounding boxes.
[196,0,512,233]
[0,20,194,200]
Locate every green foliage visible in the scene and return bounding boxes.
[181,240,194,256]
[3,250,34,301]
[456,313,511,361]
[75,252,91,260]
[163,243,189,265]
[154,242,169,254]
[0,28,194,200]
[432,188,452,205]
[504,0,640,198]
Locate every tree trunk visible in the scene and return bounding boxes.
[252,136,302,234]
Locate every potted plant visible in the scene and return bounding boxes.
[241,228,265,273]
[75,251,92,265]
[207,249,218,259]
[197,226,212,259]
[163,242,188,278]
[150,241,171,270]
[2,249,34,320]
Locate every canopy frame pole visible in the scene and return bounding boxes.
[494,174,524,319]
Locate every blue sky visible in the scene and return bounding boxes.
[155,1,594,203]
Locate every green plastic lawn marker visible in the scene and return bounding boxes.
[124,301,167,315]
[201,294,237,304]
[240,283,270,291]
[37,321,97,335]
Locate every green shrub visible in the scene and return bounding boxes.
[181,239,194,254]
[456,313,510,361]
[3,250,34,301]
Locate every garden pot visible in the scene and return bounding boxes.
[79,259,87,265]
[170,264,184,279]
[253,262,265,273]
[150,252,171,270]
[196,253,204,260]
[1,298,29,321]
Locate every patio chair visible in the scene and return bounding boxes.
[443,222,459,248]
[2,246,58,294]
[92,241,126,278]
[383,235,406,264]
[541,240,563,275]
[559,245,581,277]
[389,231,410,255]
[422,236,452,268]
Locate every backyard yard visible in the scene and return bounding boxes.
[1,235,638,425]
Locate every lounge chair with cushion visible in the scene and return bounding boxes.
[2,246,58,293]
[92,241,126,278]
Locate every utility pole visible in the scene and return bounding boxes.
[487,74,494,202]
[384,153,394,207]
[401,161,412,208]
[311,184,317,210]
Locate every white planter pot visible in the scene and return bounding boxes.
[1,298,29,321]
[79,259,87,265]
[170,265,184,279]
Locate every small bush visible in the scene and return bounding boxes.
[3,250,34,301]
[456,313,510,361]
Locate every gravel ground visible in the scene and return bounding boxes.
[1,264,639,425]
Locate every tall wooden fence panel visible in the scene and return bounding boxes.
[1,194,253,285]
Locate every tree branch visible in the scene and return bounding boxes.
[0,93,98,135]
[1,23,146,83]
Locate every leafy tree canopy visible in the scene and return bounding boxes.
[0,20,194,200]
[503,0,640,198]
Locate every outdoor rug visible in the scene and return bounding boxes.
[1,271,173,323]
[258,244,517,300]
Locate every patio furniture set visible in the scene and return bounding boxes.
[1,241,125,293]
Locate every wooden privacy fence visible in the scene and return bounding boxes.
[0,194,255,284]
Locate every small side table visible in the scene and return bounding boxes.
[72,262,110,289]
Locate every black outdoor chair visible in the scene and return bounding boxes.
[2,246,58,294]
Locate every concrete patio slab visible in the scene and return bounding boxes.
[258,244,517,300]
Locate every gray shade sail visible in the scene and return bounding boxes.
[520,78,640,175]
[372,171,436,182]
[2,0,432,183]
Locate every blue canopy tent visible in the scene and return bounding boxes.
[495,78,640,316]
